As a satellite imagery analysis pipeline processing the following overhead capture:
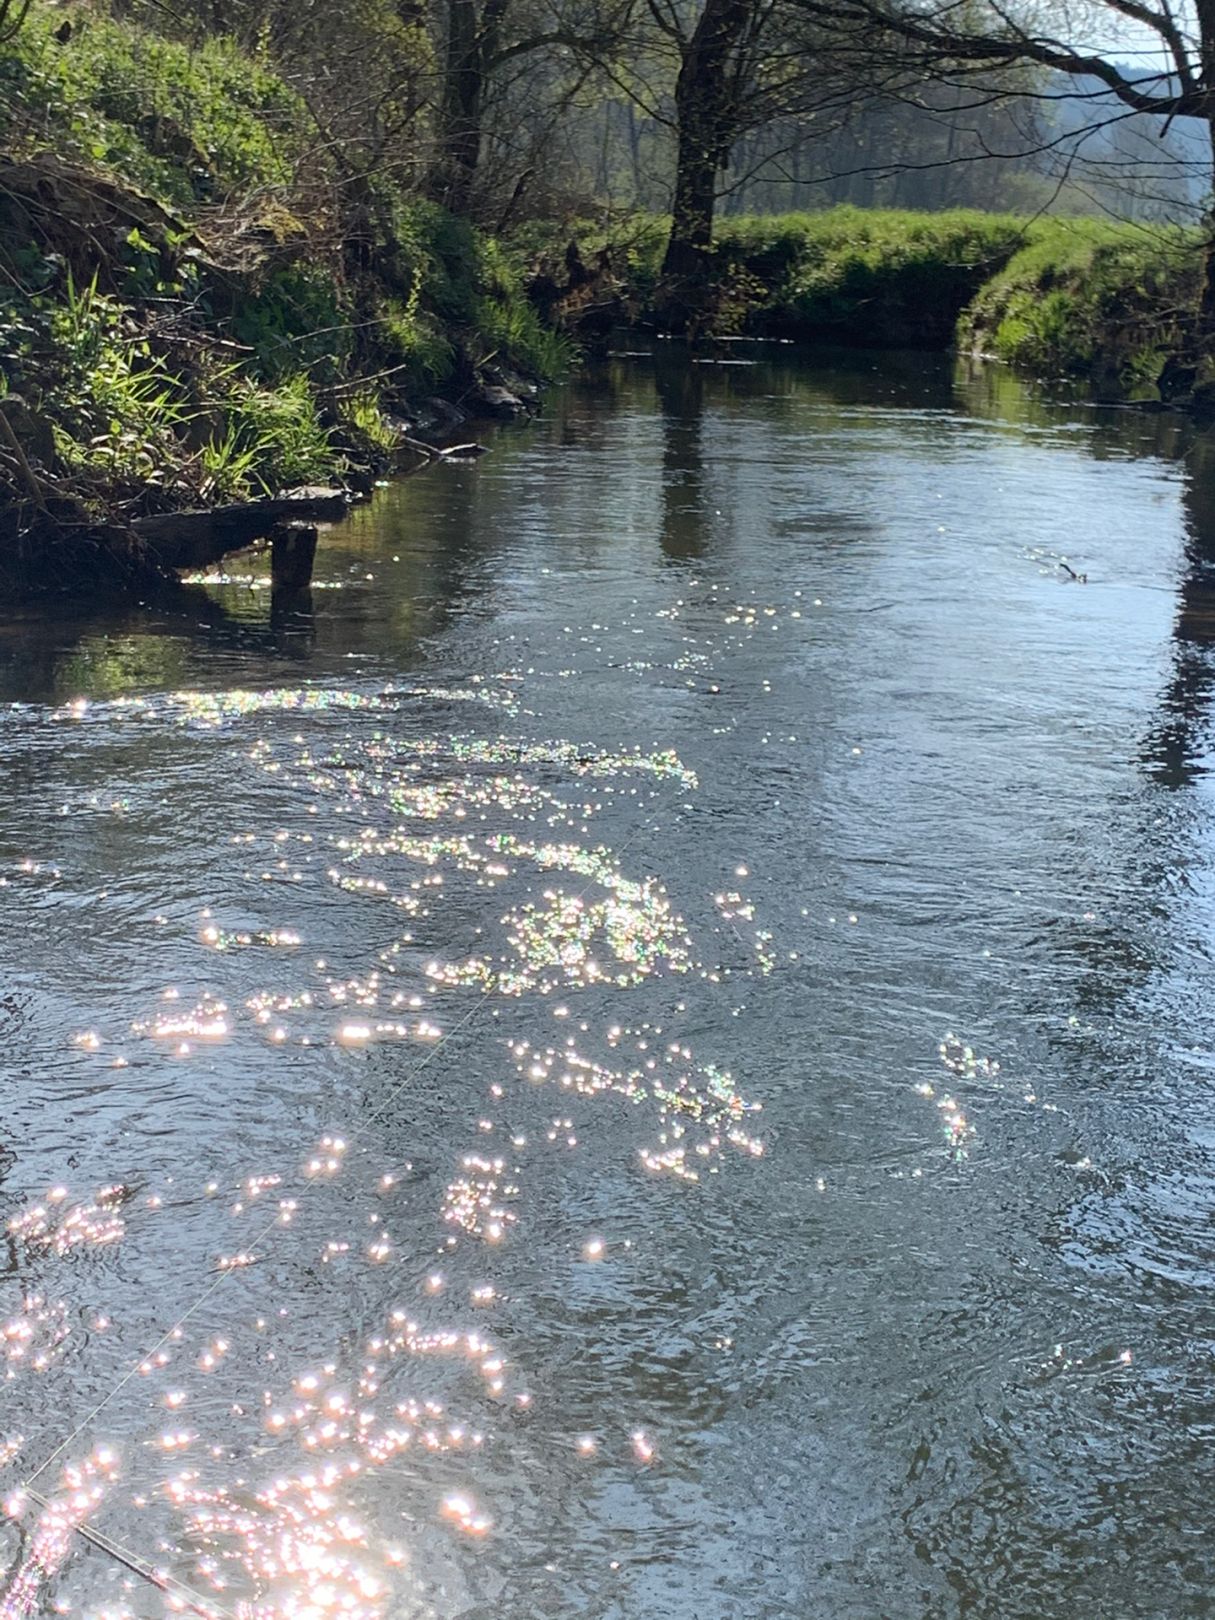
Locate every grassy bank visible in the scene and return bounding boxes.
[0,0,572,593]
[2,0,1202,604]
[956,219,1199,391]
[536,208,1201,395]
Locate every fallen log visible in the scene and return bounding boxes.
[131,489,348,570]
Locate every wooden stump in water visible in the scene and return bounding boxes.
[270,521,318,593]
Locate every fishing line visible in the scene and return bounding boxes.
[15,1487,234,1620]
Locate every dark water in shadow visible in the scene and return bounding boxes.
[2,348,1215,1618]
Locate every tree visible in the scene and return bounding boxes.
[428,0,636,216]
[637,0,936,293]
[645,0,866,280]
[657,0,768,277]
[787,0,1215,396]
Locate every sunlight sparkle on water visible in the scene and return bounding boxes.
[1,684,777,1615]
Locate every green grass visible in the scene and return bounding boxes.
[0,4,310,204]
[518,207,1202,390]
[27,273,332,505]
[958,217,1200,389]
[338,387,403,459]
[711,209,1202,386]
[385,208,575,383]
[710,208,1032,343]
[45,273,195,499]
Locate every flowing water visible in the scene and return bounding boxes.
[1,348,1214,1619]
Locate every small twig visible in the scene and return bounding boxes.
[0,404,49,512]
[320,361,415,398]
[397,434,440,462]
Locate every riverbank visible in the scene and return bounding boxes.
[535,209,1201,399]
[1,0,1203,600]
[0,0,571,596]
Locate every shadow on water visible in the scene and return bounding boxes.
[0,584,320,705]
[655,358,709,564]
[0,461,516,703]
[1142,431,1215,787]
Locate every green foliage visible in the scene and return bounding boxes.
[472,236,574,381]
[714,208,1030,345]
[392,202,482,327]
[383,208,573,383]
[119,225,201,301]
[507,212,668,300]
[200,373,333,498]
[339,388,401,457]
[0,3,311,205]
[196,420,264,502]
[380,285,456,390]
[33,275,332,501]
[472,290,573,381]
[959,218,1200,389]
[531,209,1199,391]
[228,265,347,382]
[48,274,193,494]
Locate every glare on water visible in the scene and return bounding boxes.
[1,350,1214,1619]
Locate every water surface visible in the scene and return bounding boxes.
[2,349,1214,1619]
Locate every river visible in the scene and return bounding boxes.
[1,347,1212,1619]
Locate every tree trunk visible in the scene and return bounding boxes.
[1193,129,1215,405]
[1162,122,1215,409]
[660,0,755,280]
[662,138,719,279]
[431,0,484,213]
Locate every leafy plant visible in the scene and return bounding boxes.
[3,3,312,204]
[228,266,347,382]
[381,280,456,389]
[47,273,193,493]
[208,372,333,495]
[340,388,400,456]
